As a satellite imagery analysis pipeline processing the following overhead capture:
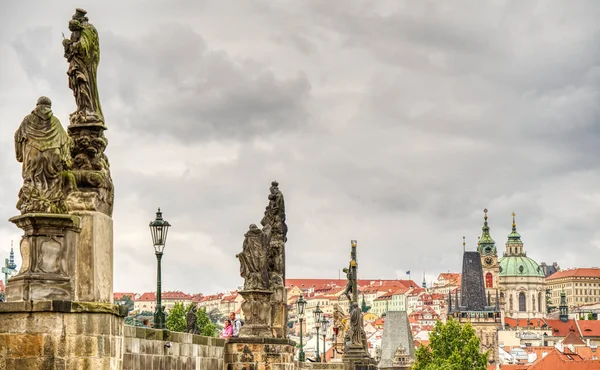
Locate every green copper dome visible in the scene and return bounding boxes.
[498,256,544,277]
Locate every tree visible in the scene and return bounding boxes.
[120,295,135,313]
[208,308,224,324]
[165,303,216,337]
[166,302,187,332]
[413,317,488,370]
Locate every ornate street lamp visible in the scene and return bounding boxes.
[314,304,323,363]
[297,294,307,362]
[321,316,329,363]
[149,208,171,329]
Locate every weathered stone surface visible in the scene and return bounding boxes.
[6,214,80,302]
[0,307,123,370]
[121,325,224,370]
[239,290,274,338]
[70,210,113,303]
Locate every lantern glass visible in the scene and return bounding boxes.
[297,294,306,318]
[149,208,171,253]
[314,304,322,327]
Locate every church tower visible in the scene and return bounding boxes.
[477,209,499,305]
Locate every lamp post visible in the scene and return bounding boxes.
[297,294,307,362]
[314,304,322,363]
[149,208,171,329]
[321,316,329,363]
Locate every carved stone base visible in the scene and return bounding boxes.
[6,213,80,302]
[224,337,295,370]
[239,290,273,338]
[343,344,375,370]
[271,285,288,339]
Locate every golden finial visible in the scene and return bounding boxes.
[484,208,488,221]
[512,212,516,228]
[463,236,466,252]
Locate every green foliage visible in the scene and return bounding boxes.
[413,317,488,370]
[119,295,135,313]
[165,303,216,337]
[196,307,217,337]
[165,302,187,332]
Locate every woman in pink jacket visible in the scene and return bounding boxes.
[220,319,233,338]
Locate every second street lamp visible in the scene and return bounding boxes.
[321,316,329,363]
[149,208,171,329]
[297,294,307,362]
[314,304,323,363]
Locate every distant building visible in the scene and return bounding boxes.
[546,268,600,309]
[498,213,546,319]
[448,250,501,366]
[540,262,560,278]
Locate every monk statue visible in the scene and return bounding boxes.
[236,224,269,290]
[63,8,103,124]
[14,97,75,214]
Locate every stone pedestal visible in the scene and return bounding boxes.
[224,337,295,370]
[343,345,376,370]
[0,300,127,370]
[239,290,273,338]
[271,286,288,339]
[6,214,80,302]
[66,204,113,302]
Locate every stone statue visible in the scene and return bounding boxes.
[62,8,103,124]
[348,302,367,350]
[14,97,75,214]
[236,224,269,290]
[186,304,199,334]
[261,181,287,287]
[342,266,355,302]
[61,8,114,216]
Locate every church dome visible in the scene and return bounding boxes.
[498,255,544,277]
[498,213,544,277]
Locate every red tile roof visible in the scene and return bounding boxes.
[114,292,136,301]
[527,348,600,370]
[285,279,419,292]
[577,320,600,337]
[547,268,600,280]
[545,319,580,337]
[137,291,192,301]
[504,317,547,328]
[563,331,586,346]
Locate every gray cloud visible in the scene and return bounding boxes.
[0,1,599,295]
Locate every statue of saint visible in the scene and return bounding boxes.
[348,303,367,349]
[14,97,74,214]
[236,224,269,290]
[63,8,103,124]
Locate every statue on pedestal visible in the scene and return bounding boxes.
[14,96,74,214]
[236,224,269,291]
[261,181,287,288]
[62,8,114,216]
[63,8,103,125]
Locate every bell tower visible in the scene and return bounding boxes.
[478,208,499,305]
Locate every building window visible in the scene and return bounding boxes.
[486,273,493,288]
[509,294,513,311]
[532,294,536,312]
[519,292,526,312]
[538,292,542,313]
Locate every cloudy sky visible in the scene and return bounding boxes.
[0,1,599,295]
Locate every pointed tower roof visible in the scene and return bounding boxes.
[506,212,523,248]
[8,240,16,270]
[477,208,496,255]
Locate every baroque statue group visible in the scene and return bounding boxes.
[15,8,113,218]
